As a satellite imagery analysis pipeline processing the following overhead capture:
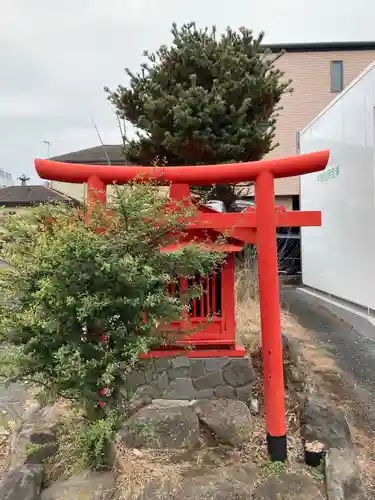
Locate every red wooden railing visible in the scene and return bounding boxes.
[166,271,222,319]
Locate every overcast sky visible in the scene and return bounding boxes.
[1,0,374,183]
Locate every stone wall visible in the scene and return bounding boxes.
[122,356,256,402]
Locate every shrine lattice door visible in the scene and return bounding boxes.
[165,255,236,347]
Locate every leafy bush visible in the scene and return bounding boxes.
[0,182,223,418]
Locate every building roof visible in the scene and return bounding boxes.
[50,145,126,165]
[0,185,80,207]
[262,40,375,53]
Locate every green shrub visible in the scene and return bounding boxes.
[0,182,223,419]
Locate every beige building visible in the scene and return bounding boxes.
[264,40,375,206]
[49,41,375,208]
[0,184,79,216]
[49,145,128,204]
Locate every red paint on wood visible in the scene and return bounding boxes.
[87,175,106,208]
[140,346,247,358]
[222,255,236,342]
[187,210,321,230]
[205,275,210,316]
[35,150,329,184]
[277,210,321,227]
[212,272,217,317]
[256,170,286,438]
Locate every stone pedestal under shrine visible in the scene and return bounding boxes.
[123,354,256,402]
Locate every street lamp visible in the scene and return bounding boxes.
[41,140,51,158]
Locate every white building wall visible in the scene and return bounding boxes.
[300,63,375,311]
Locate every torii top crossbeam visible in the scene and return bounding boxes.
[35,150,329,185]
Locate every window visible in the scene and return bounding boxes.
[296,132,300,154]
[331,60,344,93]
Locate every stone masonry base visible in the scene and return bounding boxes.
[122,356,256,401]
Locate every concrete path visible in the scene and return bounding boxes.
[281,286,375,433]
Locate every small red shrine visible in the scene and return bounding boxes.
[34,150,329,462]
[159,183,249,357]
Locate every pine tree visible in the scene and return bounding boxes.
[106,23,292,210]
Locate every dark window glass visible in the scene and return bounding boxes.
[331,60,344,93]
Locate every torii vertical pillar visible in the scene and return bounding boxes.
[256,170,286,461]
[87,175,106,208]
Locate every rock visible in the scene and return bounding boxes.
[194,399,252,445]
[0,464,43,500]
[190,360,207,379]
[168,367,190,380]
[124,369,146,392]
[144,364,157,384]
[20,402,67,432]
[236,383,253,401]
[325,448,366,500]
[41,470,116,499]
[214,385,236,398]
[176,463,258,499]
[148,399,194,409]
[117,404,200,449]
[10,428,57,469]
[223,357,256,386]
[250,398,259,414]
[9,404,62,469]
[154,372,169,392]
[253,473,325,500]
[131,384,161,400]
[196,389,214,399]
[193,371,223,390]
[204,357,231,372]
[125,395,152,418]
[155,358,172,373]
[302,395,352,451]
[163,378,196,400]
[171,357,190,369]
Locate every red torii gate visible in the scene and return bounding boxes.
[35,150,329,461]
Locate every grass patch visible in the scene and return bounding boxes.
[45,409,121,484]
[235,255,295,352]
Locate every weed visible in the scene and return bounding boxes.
[262,460,288,477]
[24,441,49,458]
[308,460,325,484]
[135,422,153,439]
[46,409,123,482]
